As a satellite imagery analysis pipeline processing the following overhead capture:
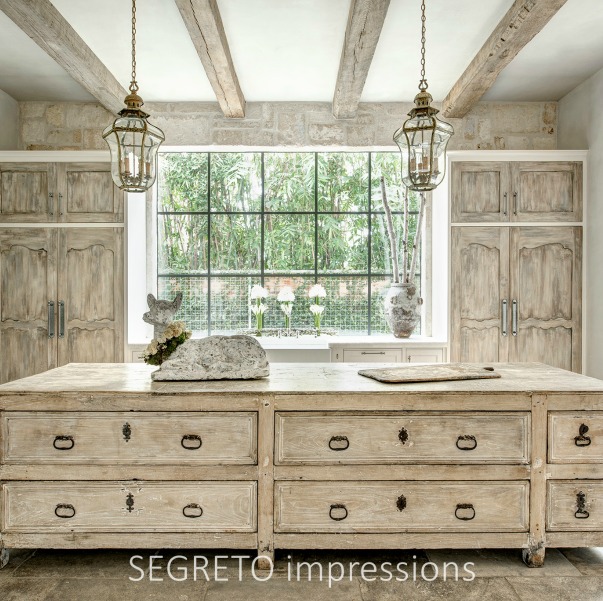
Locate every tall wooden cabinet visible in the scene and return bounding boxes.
[0,157,124,384]
[450,159,583,373]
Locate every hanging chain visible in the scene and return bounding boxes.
[129,0,139,93]
[418,0,428,91]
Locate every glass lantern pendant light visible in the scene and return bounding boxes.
[393,0,453,192]
[102,0,165,192]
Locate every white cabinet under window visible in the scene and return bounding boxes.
[331,343,446,364]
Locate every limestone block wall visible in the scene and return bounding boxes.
[18,101,557,151]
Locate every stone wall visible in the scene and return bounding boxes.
[0,89,19,150]
[18,100,557,151]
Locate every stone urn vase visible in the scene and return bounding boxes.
[384,283,423,338]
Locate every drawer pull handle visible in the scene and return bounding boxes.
[126,493,135,513]
[574,424,591,447]
[456,435,477,451]
[181,434,202,450]
[398,428,409,444]
[455,503,476,521]
[328,435,350,451]
[55,503,76,519]
[122,423,132,442]
[396,494,407,512]
[575,491,590,519]
[53,435,74,450]
[183,503,204,518]
[329,504,348,521]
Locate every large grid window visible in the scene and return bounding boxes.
[157,152,424,336]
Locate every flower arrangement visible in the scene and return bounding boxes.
[142,321,191,365]
[308,283,326,335]
[250,284,269,335]
[277,285,295,330]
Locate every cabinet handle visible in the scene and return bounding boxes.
[53,435,74,450]
[58,301,65,338]
[396,494,407,512]
[181,434,202,450]
[503,192,508,216]
[455,503,476,521]
[361,352,386,355]
[48,301,55,339]
[511,300,518,336]
[575,491,590,519]
[513,192,518,216]
[122,423,132,442]
[456,435,477,451]
[55,503,76,518]
[574,424,591,447]
[329,504,348,521]
[407,355,412,362]
[48,192,54,216]
[501,299,508,337]
[183,503,203,518]
[58,192,64,217]
[328,435,350,451]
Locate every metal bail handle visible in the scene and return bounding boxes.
[183,503,203,518]
[455,503,476,521]
[329,503,348,521]
[575,491,590,519]
[575,424,592,447]
[456,435,477,451]
[328,435,350,451]
[181,434,202,450]
[53,435,75,450]
[55,503,76,518]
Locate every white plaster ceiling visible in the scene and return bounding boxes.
[0,0,602,104]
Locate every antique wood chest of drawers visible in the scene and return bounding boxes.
[1,362,603,569]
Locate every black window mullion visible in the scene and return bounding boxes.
[367,152,372,336]
[207,153,212,335]
[260,152,265,287]
[314,153,318,284]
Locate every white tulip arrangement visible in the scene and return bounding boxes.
[308,283,327,334]
[277,285,295,330]
[250,284,269,335]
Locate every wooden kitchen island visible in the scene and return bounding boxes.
[1,362,603,569]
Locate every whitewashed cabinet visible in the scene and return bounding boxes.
[331,345,445,363]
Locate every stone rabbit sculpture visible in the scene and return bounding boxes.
[143,292,183,338]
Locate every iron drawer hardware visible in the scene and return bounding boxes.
[501,300,508,336]
[328,435,350,451]
[126,493,135,513]
[122,423,132,442]
[53,435,74,450]
[55,503,76,518]
[575,491,589,519]
[574,424,591,447]
[329,504,348,521]
[513,191,518,216]
[456,435,477,451]
[455,503,476,521]
[396,495,407,512]
[398,428,409,444]
[58,193,63,216]
[58,301,65,338]
[183,503,203,518]
[181,434,202,450]
[48,192,54,216]
[47,301,55,339]
[511,300,518,336]
[503,192,508,216]
[361,352,386,355]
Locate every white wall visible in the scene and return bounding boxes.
[0,88,18,149]
[558,67,603,378]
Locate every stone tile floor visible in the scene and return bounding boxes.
[1,548,603,601]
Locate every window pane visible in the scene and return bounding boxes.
[317,153,368,212]
[318,276,369,335]
[210,277,255,334]
[318,214,368,273]
[210,153,261,212]
[210,214,261,273]
[158,276,208,335]
[264,214,315,272]
[263,276,315,329]
[371,152,422,212]
[265,153,314,212]
[371,277,421,335]
[371,213,419,275]
[158,152,208,212]
[158,214,208,274]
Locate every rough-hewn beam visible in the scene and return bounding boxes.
[442,0,568,118]
[333,0,390,119]
[0,0,127,114]
[175,0,245,118]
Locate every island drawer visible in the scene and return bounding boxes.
[549,412,603,463]
[547,481,603,531]
[1,411,257,464]
[274,481,529,532]
[275,412,530,464]
[2,481,257,533]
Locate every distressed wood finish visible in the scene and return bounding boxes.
[0,0,127,113]
[546,481,603,531]
[442,0,568,118]
[57,228,124,365]
[0,229,57,384]
[549,412,603,463]
[0,163,54,223]
[275,412,529,465]
[332,0,391,119]
[174,0,245,118]
[274,481,529,533]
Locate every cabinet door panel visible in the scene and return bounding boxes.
[0,229,57,382]
[57,228,123,364]
[451,162,510,223]
[0,164,53,222]
[509,227,581,372]
[450,227,509,362]
[512,162,582,222]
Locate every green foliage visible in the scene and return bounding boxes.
[144,331,191,366]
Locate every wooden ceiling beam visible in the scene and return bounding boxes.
[333,0,391,119]
[0,0,127,114]
[442,0,568,119]
[175,0,245,118]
